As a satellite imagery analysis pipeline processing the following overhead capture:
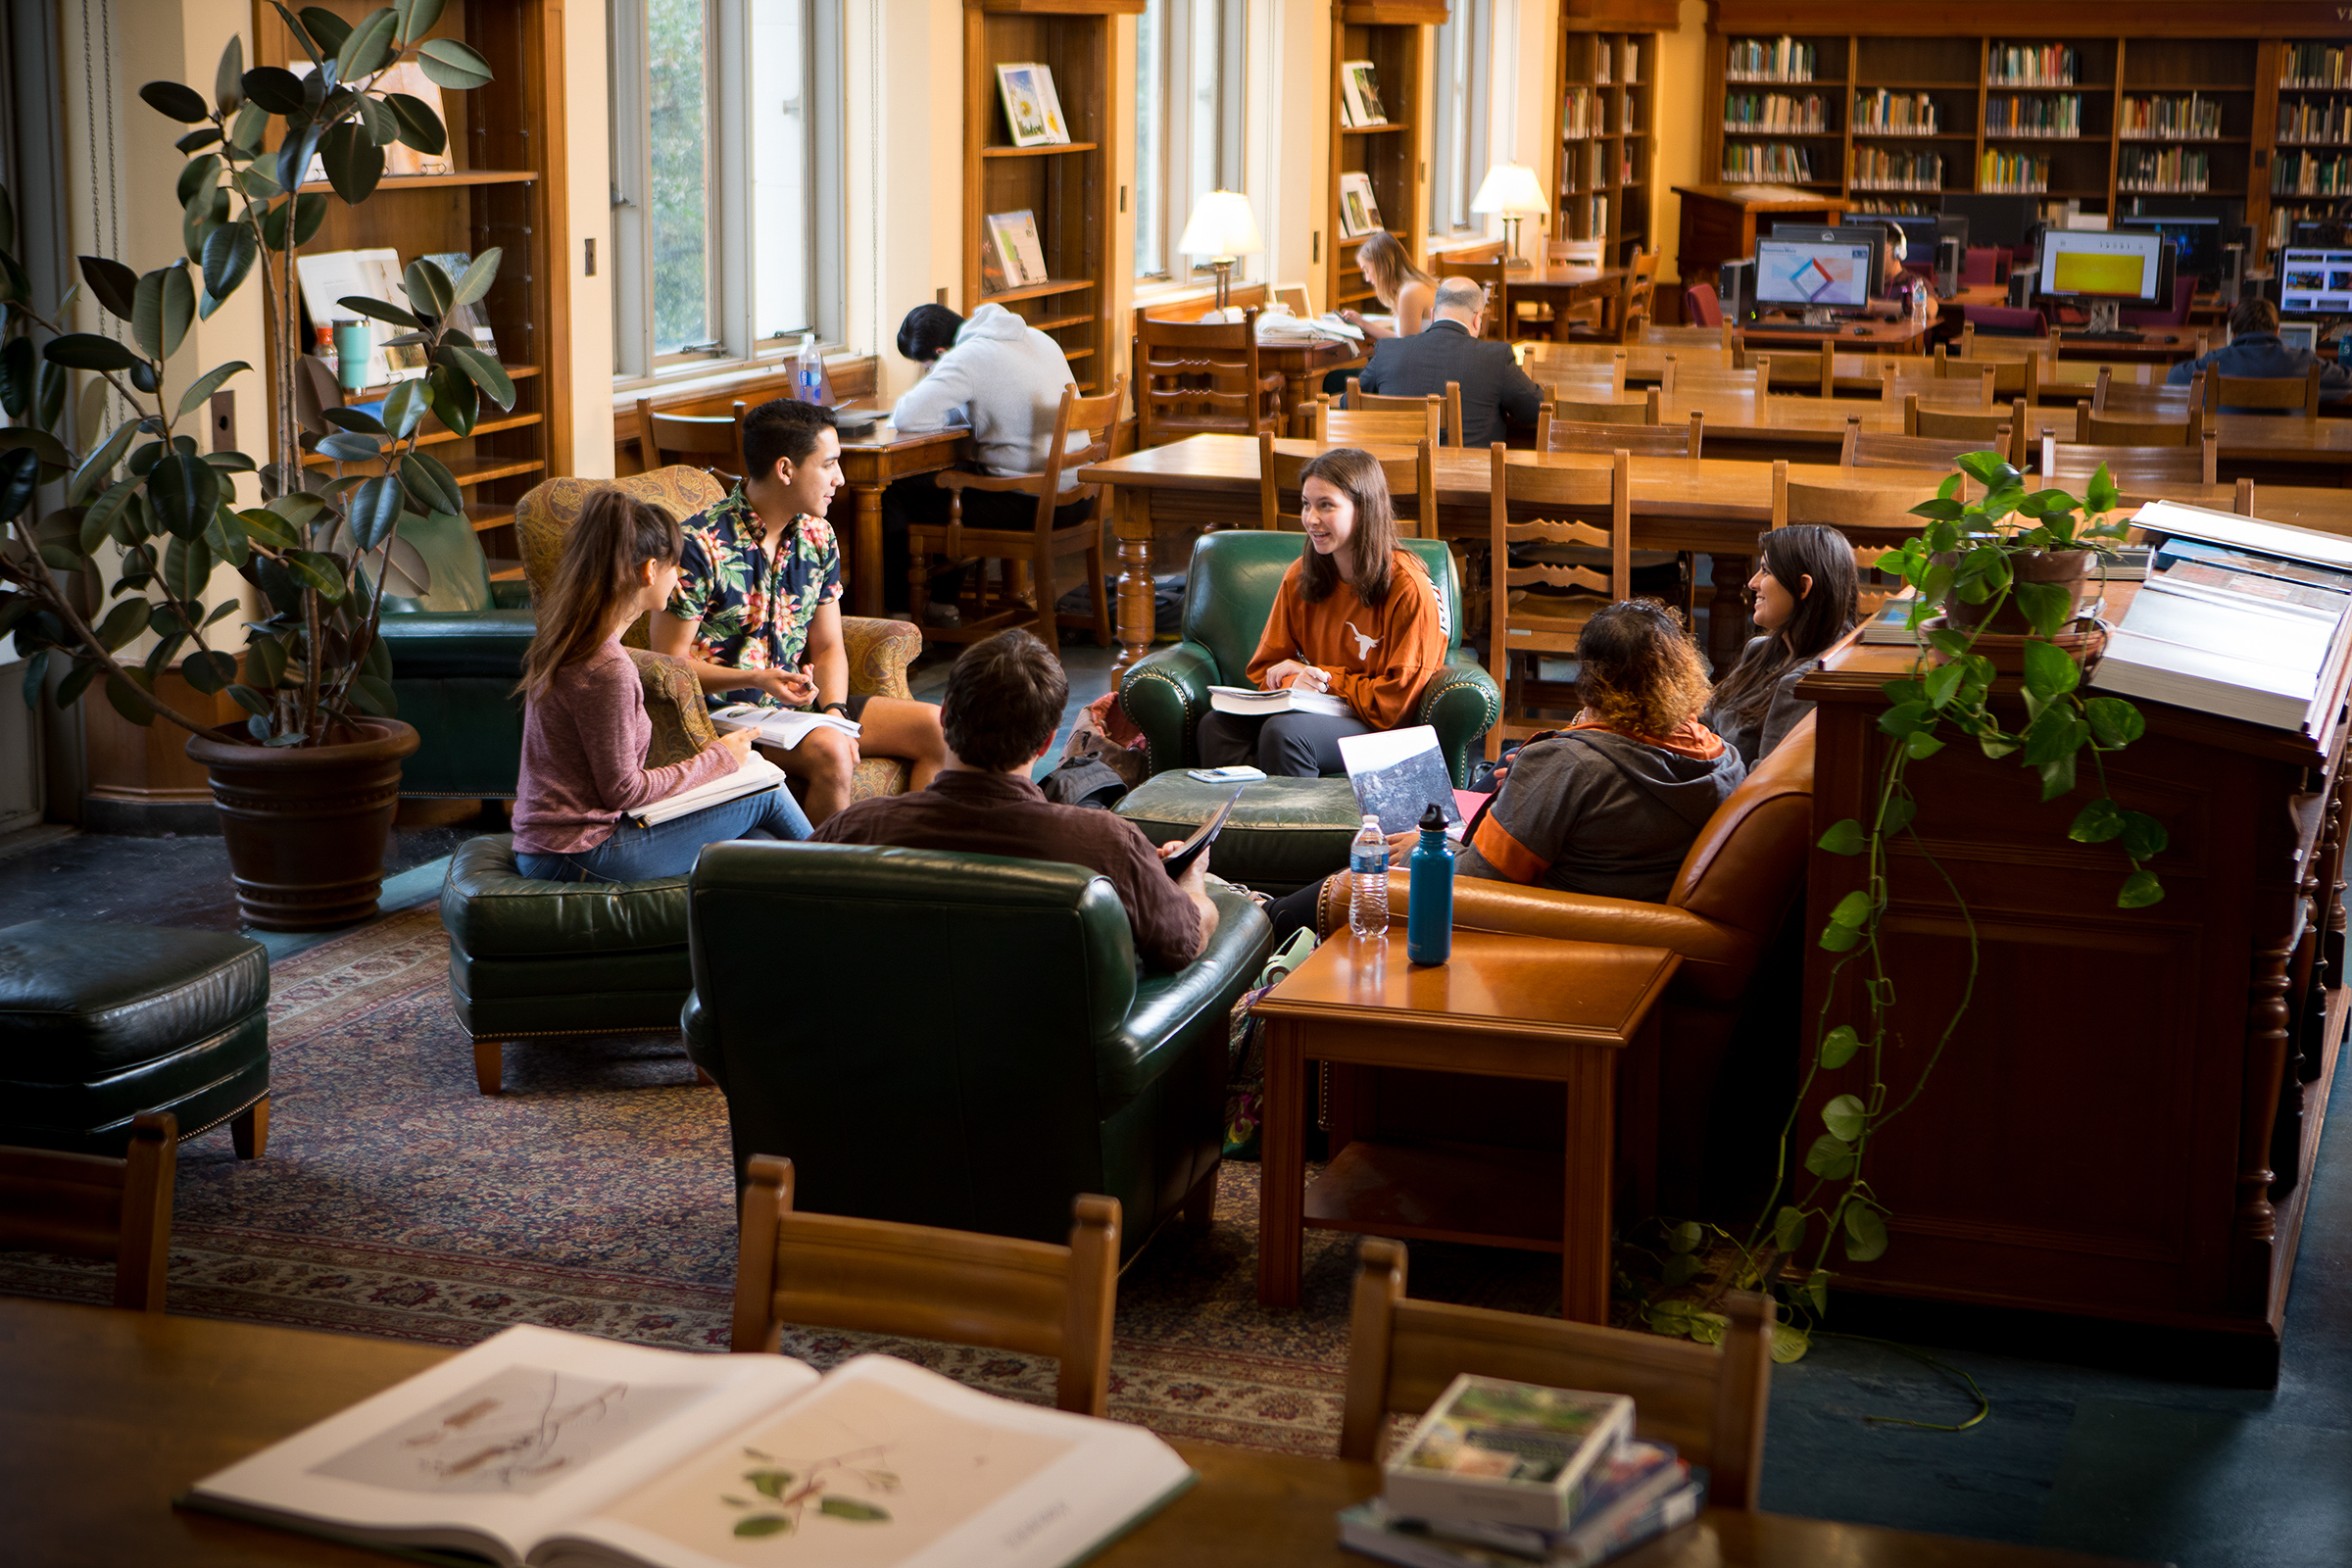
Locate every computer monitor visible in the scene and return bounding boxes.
[1935,214,1970,254]
[2037,229,2166,303]
[1754,237,1878,313]
[2278,248,2352,315]
[2278,320,2321,354]
[2121,217,2224,288]
[1771,223,1885,297]
[1940,194,2039,251]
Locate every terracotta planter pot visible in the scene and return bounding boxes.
[1917,615,2108,673]
[1940,548,2093,636]
[185,718,420,931]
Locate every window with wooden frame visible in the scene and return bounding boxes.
[1134,0,1248,281]
[1428,0,1493,237]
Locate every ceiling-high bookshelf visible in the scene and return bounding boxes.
[1328,0,1443,313]
[1556,1,1675,269]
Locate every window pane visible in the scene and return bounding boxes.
[1135,0,1164,276]
[753,0,809,339]
[1188,0,1219,217]
[647,0,711,354]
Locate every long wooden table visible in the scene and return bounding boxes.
[0,1298,2156,1568]
[1083,436,2352,674]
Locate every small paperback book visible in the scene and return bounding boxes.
[985,210,1051,290]
[1336,1453,1701,1568]
[1338,724,1463,838]
[710,703,862,752]
[1383,1374,1634,1532]
[180,1324,1195,1568]
[1206,684,1350,720]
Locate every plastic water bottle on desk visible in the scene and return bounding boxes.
[1405,805,1455,965]
[1348,815,1389,940]
[794,332,828,405]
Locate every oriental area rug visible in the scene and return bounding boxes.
[0,906,1561,1456]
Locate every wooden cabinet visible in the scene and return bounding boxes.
[1327,0,1442,313]
[253,0,568,572]
[961,0,1135,398]
[1557,2,1673,269]
[1798,641,2348,1380]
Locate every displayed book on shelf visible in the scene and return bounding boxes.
[1725,35,1813,83]
[422,251,501,360]
[1987,42,2081,86]
[994,62,1069,148]
[292,61,454,178]
[1341,60,1389,128]
[1338,172,1385,238]
[1853,90,1934,135]
[981,209,1050,290]
[293,249,430,387]
[181,1326,1195,1568]
[1985,94,2082,139]
[2122,94,2221,141]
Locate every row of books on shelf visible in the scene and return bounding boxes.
[1985,94,2081,138]
[1561,87,1596,139]
[2119,147,2210,193]
[1980,150,2050,192]
[1577,194,1610,239]
[1724,93,1827,134]
[1725,35,1813,83]
[1589,39,1637,85]
[1853,149,1941,191]
[1721,143,1813,182]
[1853,90,1936,135]
[1987,43,2080,86]
[293,249,498,389]
[2279,100,2352,145]
[2281,44,2352,89]
[2121,94,2222,140]
[2276,151,2352,195]
[1339,1376,1704,1568]
[1341,60,1391,128]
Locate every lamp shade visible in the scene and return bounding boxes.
[1469,163,1549,218]
[1176,190,1264,258]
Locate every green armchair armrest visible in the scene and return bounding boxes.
[1120,640,1222,776]
[1416,655,1504,787]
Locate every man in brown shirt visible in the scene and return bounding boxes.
[813,630,1219,971]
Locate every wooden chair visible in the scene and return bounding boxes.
[911,377,1122,651]
[635,397,750,485]
[1935,344,2039,403]
[1882,359,1994,412]
[1650,321,1738,352]
[1487,443,1631,754]
[1260,432,1441,540]
[1312,399,1443,450]
[1133,310,1283,447]
[2207,362,2324,416]
[1542,408,1703,459]
[1906,396,2030,466]
[1342,1238,1772,1507]
[1566,247,1660,344]
[1527,360,1632,406]
[1347,378,1465,447]
[2075,403,2205,448]
[1771,462,1941,613]
[0,1112,175,1312]
[1742,349,1834,398]
[1544,386,1661,429]
[1659,361,1761,400]
[2094,366,2203,416]
[2040,430,2227,493]
[1841,418,2010,471]
[731,1155,1118,1415]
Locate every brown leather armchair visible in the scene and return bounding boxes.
[1318,715,1816,1212]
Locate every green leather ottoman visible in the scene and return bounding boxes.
[440,836,698,1096]
[0,920,270,1158]
[1114,774,1365,897]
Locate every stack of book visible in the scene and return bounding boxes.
[1338,1375,1703,1568]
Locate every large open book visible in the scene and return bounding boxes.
[184,1326,1193,1568]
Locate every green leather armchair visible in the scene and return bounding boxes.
[1117,531,1499,786]
[379,510,534,800]
[682,841,1271,1261]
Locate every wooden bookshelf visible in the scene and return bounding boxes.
[253,0,569,564]
[1557,2,1673,269]
[1703,7,2352,259]
[1328,0,1442,313]
[961,0,1134,397]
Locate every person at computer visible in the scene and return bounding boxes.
[652,397,952,827]
[1699,525,1861,766]
[1353,276,1545,447]
[1195,447,1449,779]
[813,629,1219,972]
[2168,297,2350,410]
[1338,231,1438,341]
[882,301,1088,624]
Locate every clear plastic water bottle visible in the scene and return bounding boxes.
[1348,814,1390,939]
[794,332,825,404]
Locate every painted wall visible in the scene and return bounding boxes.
[1651,0,1710,293]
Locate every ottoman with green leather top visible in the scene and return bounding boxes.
[1115,774,1366,896]
[0,920,270,1158]
[440,836,698,1096]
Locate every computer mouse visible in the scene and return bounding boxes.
[2164,335,2180,344]
[1850,325,1868,335]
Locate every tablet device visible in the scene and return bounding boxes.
[1161,785,1247,877]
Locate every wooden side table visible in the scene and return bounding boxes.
[1250,930,1681,1321]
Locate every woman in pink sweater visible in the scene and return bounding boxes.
[512,489,811,882]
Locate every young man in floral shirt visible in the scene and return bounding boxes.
[651,398,949,824]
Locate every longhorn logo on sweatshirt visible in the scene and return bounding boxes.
[1344,620,1380,662]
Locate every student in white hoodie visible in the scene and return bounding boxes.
[885,303,1089,623]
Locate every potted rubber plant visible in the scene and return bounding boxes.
[0,2,512,929]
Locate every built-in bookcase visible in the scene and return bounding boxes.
[1327,1,1440,313]
[1556,6,1667,267]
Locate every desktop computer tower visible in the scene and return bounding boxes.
[1936,237,1961,296]
[2219,242,2245,306]
[1717,259,1754,323]
[2006,271,2033,308]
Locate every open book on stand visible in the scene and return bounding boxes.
[181,1325,1193,1568]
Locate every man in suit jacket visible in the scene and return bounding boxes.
[1354,276,1544,447]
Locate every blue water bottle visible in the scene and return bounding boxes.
[1405,804,1454,965]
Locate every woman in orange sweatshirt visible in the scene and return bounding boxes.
[1197,447,1451,777]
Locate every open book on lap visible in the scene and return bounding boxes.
[627,753,788,828]
[183,1325,1194,1568]
[710,704,862,751]
[1207,685,1350,720]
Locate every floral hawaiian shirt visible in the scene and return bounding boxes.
[665,486,843,709]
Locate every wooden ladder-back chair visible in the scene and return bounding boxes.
[1543,386,1661,431]
[1133,309,1283,446]
[2075,403,2206,448]
[636,397,750,485]
[2094,366,2203,416]
[1342,1238,1773,1508]
[1659,360,1762,400]
[1842,418,2009,471]
[1312,399,1444,450]
[1488,443,1631,755]
[0,1112,175,1311]
[1956,321,2055,363]
[1906,397,2028,466]
[1543,409,1703,459]
[2207,362,2324,417]
[912,376,1123,651]
[1935,343,2040,403]
[2041,431,2231,498]
[1567,247,1661,344]
[1260,432,1440,540]
[1882,359,1994,411]
[1772,461,1946,613]
[1527,364,1633,410]
[1650,321,1737,352]
[1743,349,1834,399]
[732,1155,1119,1415]
[1347,378,1466,447]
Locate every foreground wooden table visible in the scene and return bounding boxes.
[0,1298,2158,1567]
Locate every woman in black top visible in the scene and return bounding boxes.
[1699,525,1860,766]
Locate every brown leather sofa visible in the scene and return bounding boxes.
[1317,715,1816,1212]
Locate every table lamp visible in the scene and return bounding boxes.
[1470,163,1549,271]
[1177,190,1264,314]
